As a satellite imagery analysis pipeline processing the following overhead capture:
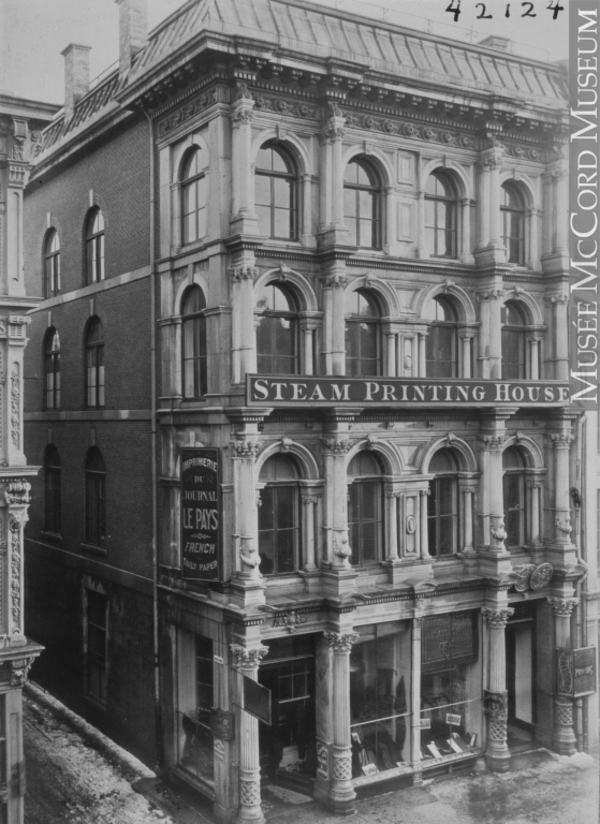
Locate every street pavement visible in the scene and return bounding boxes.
[24,683,599,824]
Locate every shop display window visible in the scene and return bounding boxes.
[177,633,215,785]
[420,612,482,763]
[350,622,411,777]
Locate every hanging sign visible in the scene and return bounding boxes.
[557,647,597,697]
[180,447,221,581]
[240,676,272,725]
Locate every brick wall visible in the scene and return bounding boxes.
[24,116,150,296]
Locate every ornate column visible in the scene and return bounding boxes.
[230,264,258,384]
[301,494,318,572]
[231,644,269,824]
[417,331,427,377]
[474,138,505,265]
[386,332,397,377]
[230,84,258,236]
[548,597,579,755]
[323,632,357,814]
[552,432,574,547]
[528,481,543,549]
[385,491,399,562]
[482,606,513,772]
[415,190,426,259]
[318,103,347,245]
[410,614,424,785]
[321,435,354,577]
[462,486,475,554]
[419,488,431,561]
[477,289,503,380]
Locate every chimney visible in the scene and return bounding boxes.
[478,35,511,53]
[116,0,148,78]
[61,44,91,120]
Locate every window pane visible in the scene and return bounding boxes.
[255,175,271,207]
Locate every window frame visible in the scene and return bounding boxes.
[84,586,108,706]
[256,282,300,375]
[343,158,383,250]
[44,327,61,410]
[255,142,299,241]
[424,171,458,259]
[85,208,105,284]
[345,289,383,377]
[258,454,301,576]
[501,301,528,380]
[347,451,384,566]
[427,449,460,559]
[44,229,61,297]
[425,296,459,379]
[84,317,105,409]
[501,183,526,265]
[85,447,106,548]
[181,285,208,399]
[43,444,61,536]
[503,447,527,549]
[180,148,208,246]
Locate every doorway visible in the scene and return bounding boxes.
[506,605,536,749]
[258,636,316,788]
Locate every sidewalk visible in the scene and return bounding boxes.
[24,682,599,824]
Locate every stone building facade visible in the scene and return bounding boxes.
[0,92,57,823]
[22,2,599,824]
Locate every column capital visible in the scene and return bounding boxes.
[482,607,514,628]
[229,264,259,282]
[230,440,261,459]
[230,644,269,669]
[324,631,358,652]
[551,433,574,448]
[547,597,579,617]
[321,438,352,456]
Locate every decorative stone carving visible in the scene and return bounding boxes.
[9,511,27,532]
[481,435,505,450]
[482,608,513,629]
[10,530,20,632]
[4,479,31,506]
[332,531,351,559]
[158,90,219,134]
[10,367,19,449]
[324,632,358,652]
[279,437,292,453]
[490,523,508,542]
[252,93,317,120]
[239,541,260,569]
[332,750,353,780]
[555,700,573,727]
[230,440,260,458]
[555,517,572,536]
[229,264,259,282]
[239,777,261,807]
[547,597,579,617]
[552,433,574,447]
[322,439,351,455]
[557,651,574,695]
[10,657,34,688]
[273,611,306,633]
[484,689,508,720]
[230,645,269,668]
[529,563,554,590]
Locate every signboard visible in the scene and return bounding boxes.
[422,612,476,668]
[242,676,272,725]
[557,647,597,698]
[316,741,328,779]
[247,376,570,407]
[180,448,221,581]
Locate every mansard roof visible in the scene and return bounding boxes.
[35,0,567,163]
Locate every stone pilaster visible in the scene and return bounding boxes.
[411,615,424,785]
[230,263,258,384]
[321,267,348,376]
[546,414,579,568]
[548,294,569,382]
[229,84,258,236]
[482,606,513,772]
[474,140,505,266]
[548,596,578,755]
[323,632,357,814]
[318,103,348,246]
[231,644,269,824]
[477,287,504,380]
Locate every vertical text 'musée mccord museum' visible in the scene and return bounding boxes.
[21,2,599,823]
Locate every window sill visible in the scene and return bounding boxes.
[40,530,63,544]
[81,542,107,557]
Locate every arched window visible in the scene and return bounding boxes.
[503,447,527,549]
[85,208,105,284]
[44,230,60,297]
[255,143,298,240]
[256,282,299,374]
[44,328,61,410]
[181,148,208,245]
[425,172,457,258]
[44,444,61,535]
[502,301,528,380]
[85,317,105,408]
[343,158,382,249]
[181,286,208,399]
[501,183,525,265]
[428,449,459,559]
[424,296,459,378]
[345,290,382,377]
[85,447,106,547]
[258,454,300,575]
[348,451,384,565]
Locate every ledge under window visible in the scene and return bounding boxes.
[80,542,107,557]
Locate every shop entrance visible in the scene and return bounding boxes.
[506,604,536,749]
[258,635,316,789]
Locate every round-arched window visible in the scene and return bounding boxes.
[255,143,298,240]
[256,282,299,374]
[348,451,384,565]
[258,454,300,575]
[345,290,382,377]
[425,172,457,258]
[343,159,382,249]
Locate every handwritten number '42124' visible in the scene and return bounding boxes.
[445,1,564,20]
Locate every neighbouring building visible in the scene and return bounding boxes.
[0,91,58,823]
[22,2,599,824]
